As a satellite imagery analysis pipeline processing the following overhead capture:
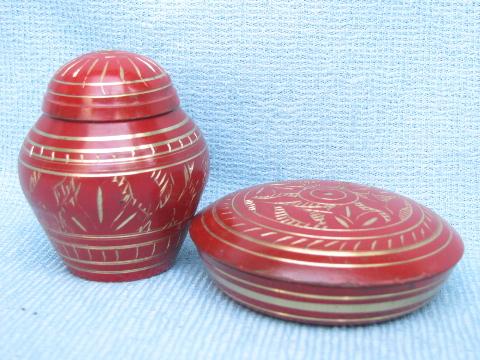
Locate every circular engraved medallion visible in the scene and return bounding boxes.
[226,180,427,255]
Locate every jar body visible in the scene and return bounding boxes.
[18,108,209,281]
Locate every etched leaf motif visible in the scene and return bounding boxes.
[52,177,94,233]
[29,171,41,192]
[372,194,397,202]
[97,186,103,224]
[252,193,299,201]
[110,176,153,233]
[362,217,378,227]
[274,206,325,228]
[274,206,290,223]
[354,201,391,222]
[177,162,194,201]
[245,199,256,212]
[304,210,326,227]
[399,206,411,220]
[334,216,350,228]
[157,178,173,210]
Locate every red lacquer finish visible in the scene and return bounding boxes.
[189,180,463,325]
[18,51,209,282]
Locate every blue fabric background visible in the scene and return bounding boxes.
[0,1,479,359]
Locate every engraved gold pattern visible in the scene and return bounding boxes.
[71,216,87,232]
[83,58,99,85]
[127,57,145,83]
[72,59,89,78]
[24,132,200,165]
[228,195,426,241]
[61,59,83,77]
[115,212,138,231]
[96,187,103,223]
[200,214,453,268]
[135,56,158,73]
[19,144,207,177]
[28,171,41,192]
[237,188,415,233]
[212,206,442,257]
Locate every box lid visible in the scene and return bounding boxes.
[42,50,179,121]
[190,180,463,287]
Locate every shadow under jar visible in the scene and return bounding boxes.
[18,50,209,282]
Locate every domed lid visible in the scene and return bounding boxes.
[190,180,464,287]
[43,50,180,121]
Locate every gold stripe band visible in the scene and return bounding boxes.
[51,236,170,249]
[212,207,440,257]
[61,251,167,265]
[66,260,168,275]
[200,214,453,268]
[32,116,189,142]
[19,144,207,177]
[213,271,440,314]
[24,131,200,165]
[52,72,166,86]
[24,133,199,164]
[48,82,172,99]
[208,262,446,301]
[46,218,185,239]
[26,126,197,154]
[224,289,428,324]
[44,93,177,109]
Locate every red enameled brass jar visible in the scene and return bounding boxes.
[18,50,209,282]
[189,180,463,325]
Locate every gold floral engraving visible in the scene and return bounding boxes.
[229,194,425,240]
[213,206,442,256]
[201,214,453,268]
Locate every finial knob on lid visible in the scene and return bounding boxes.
[43,50,179,121]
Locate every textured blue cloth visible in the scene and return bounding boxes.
[0,1,479,359]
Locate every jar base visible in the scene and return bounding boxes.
[65,259,176,282]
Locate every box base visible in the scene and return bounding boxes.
[202,253,448,326]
